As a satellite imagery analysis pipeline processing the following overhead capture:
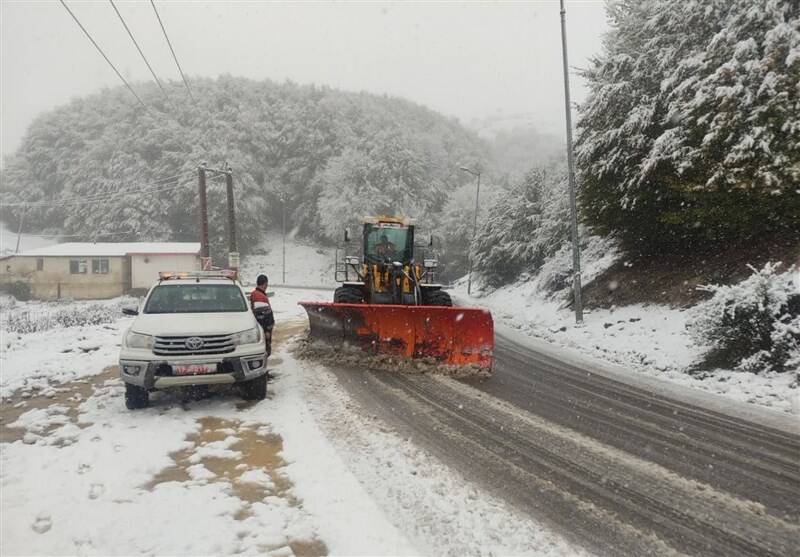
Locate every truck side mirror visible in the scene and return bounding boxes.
[428,234,434,247]
[344,228,351,243]
[122,306,139,316]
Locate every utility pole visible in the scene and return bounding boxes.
[198,164,210,269]
[459,166,481,295]
[224,165,239,270]
[560,0,584,324]
[14,208,26,254]
[281,193,286,285]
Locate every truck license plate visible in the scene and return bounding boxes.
[174,364,214,376]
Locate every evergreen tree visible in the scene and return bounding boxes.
[472,164,570,288]
[576,0,800,252]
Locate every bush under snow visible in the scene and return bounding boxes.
[2,298,137,334]
[688,263,799,373]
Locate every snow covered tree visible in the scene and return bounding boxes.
[0,77,488,254]
[472,164,570,288]
[688,262,800,372]
[576,0,800,252]
[435,179,504,281]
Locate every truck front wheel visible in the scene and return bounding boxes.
[240,373,267,401]
[125,383,149,410]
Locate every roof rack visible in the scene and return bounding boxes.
[158,270,238,281]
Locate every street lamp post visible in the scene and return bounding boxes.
[281,193,286,285]
[559,0,584,324]
[459,166,481,295]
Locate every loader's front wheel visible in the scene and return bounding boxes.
[423,290,452,307]
[334,286,364,303]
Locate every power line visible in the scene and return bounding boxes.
[150,0,195,103]
[13,229,137,238]
[59,0,149,112]
[1,176,191,208]
[149,1,225,156]
[3,181,187,208]
[109,0,177,112]
[31,173,183,205]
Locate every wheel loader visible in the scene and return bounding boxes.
[299,216,494,370]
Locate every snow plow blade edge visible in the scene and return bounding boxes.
[298,302,493,369]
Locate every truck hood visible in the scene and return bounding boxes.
[131,312,257,336]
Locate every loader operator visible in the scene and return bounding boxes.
[375,234,397,260]
[250,274,274,356]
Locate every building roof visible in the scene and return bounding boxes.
[12,242,201,257]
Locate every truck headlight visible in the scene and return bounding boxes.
[126,331,154,349]
[233,327,260,346]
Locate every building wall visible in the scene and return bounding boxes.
[130,254,200,289]
[0,255,126,300]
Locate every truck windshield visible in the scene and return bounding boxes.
[144,284,247,314]
[365,225,411,262]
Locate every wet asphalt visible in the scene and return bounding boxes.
[330,330,800,557]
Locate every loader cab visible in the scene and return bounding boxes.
[363,220,414,264]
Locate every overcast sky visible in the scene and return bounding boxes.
[1,0,608,156]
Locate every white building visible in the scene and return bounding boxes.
[0,242,201,300]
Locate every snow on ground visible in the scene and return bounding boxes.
[2,286,579,556]
[457,281,799,415]
[1,297,135,399]
[239,230,336,287]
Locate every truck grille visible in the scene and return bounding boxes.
[153,334,235,356]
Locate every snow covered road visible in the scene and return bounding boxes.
[3,286,798,556]
[0,289,581,556]
[328,327,800,556]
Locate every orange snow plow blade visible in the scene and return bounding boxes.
[298,302,494,370]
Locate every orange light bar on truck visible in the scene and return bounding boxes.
[158,270,238,281]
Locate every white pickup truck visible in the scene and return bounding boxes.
[118,271,269,409]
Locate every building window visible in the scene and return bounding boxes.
[92,259,109,274]
[36,258,44,271]
[69,259,88,274]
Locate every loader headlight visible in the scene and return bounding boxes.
[423,259,438,269]
[233,327,261,346]
[125,331,154,350]
[345,256,360,265]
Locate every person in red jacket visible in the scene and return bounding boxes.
[250,274,274,356]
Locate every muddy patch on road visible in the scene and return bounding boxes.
[0,366,117,443]
[145,416,328,556]
[145,416,292,502]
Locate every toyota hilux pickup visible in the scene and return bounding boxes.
[118,271,268,409]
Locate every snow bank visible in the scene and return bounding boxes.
[458,281,798,415]
[1,314,127,399]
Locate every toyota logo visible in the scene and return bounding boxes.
[185,337,204,350]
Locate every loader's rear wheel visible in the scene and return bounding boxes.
[334,286,364,303]
[423,290,452,306]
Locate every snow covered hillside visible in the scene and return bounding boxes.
[238,231,336,288]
